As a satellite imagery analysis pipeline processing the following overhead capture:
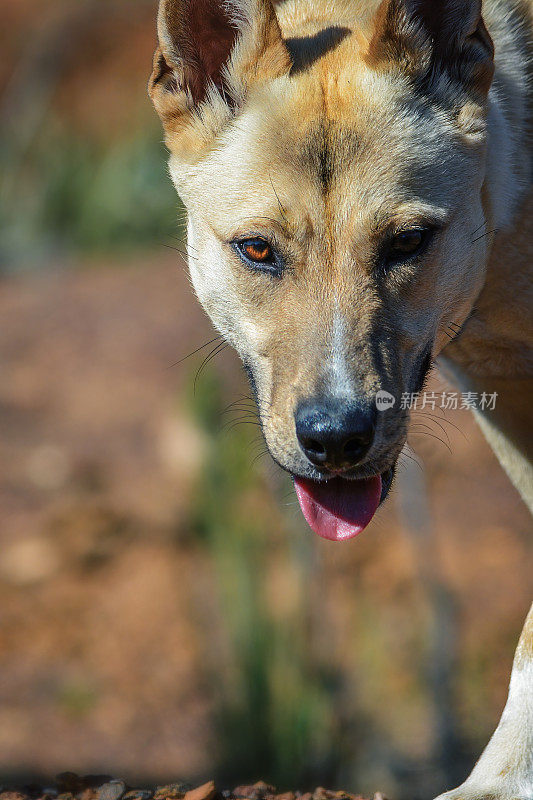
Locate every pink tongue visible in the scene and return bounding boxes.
[294,475,382,542]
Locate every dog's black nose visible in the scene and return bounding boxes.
[295,398,376,471]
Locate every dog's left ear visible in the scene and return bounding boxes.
[368,0,494,96]
[149,0,292,152]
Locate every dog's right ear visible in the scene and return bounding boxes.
[367,0,494,97]
[149,0,291,151]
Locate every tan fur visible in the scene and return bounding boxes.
[149,1,533,796]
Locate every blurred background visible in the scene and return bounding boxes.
[0,2,531,799]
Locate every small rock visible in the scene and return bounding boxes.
[252,785,274,799]
[233,784,274,800]
[123,792,153,800]
[312,790,351,800]
[0,793,26,800]
[154,785,189,800]
[183,782,216,800]
[232,789,250,799]
[99,782,126,800]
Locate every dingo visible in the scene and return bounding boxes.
[149,1,533,797]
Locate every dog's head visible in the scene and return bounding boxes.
[150,0,495,540]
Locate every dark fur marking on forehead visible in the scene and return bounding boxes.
[286,26,351,75]
[302,123,360,192]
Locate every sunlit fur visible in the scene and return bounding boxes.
[149,1,533,797]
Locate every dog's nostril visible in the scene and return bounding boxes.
[302,438,328,459]
[343,437,367,457]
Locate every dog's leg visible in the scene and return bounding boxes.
[435,602,533,800]
[432,370,533,799]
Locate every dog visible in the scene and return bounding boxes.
[149,0,533,797]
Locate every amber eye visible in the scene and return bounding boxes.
[233,237,282,275]
[387,229,428,262]
[243,239,272,262]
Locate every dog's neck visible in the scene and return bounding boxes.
[442,27,533,382]
[485,96,531,233]
[439,70,533,512]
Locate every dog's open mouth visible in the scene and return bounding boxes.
[294,467,395,542]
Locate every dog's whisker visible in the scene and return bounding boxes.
[250,449,270,468]
[249,445,268,460]
[168,236,201,256]
[222,400,257,410]
[223,393,255,405]
[269,175,289,226]
[164,244,189,257]
[471,228,498,244]
[409,425,453,454]
[222,406,256,414]
[224,394,255,405]
[281,488,297,502]
[471,220,487,236]
[221,408,258,419]
[221,398,257,412]
[414,411,467,438]
[250,432,266,451]
[164,244,200,264]
[166,335,224,370]
[399,450,423,472]
[222,405,258,415]
[411,414,451,446]
[223,420,263,434]
[194,342,230,393]
[225,412,258,422]
[446,322,462,339]
[222,410,258,419]
[221,419,258,433]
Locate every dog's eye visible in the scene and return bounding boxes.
[385,228,431,264]
[232,238,282,275]
[242,239,273,262]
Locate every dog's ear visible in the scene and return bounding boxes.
[368,0,494,96]
[149,0,291,149]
